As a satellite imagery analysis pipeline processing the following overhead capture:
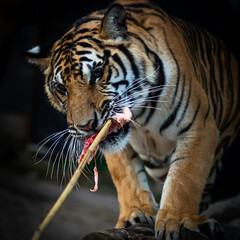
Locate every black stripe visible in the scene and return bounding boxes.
[143,56,165,126]
[93,111,98,129]
[90,38,103,45]
[113,34,165,124]
[79,63,83,79]
[103,50,111,61]
[99,90,117,97]
[129,32,154,57]
[162,29,180,107]
[205,34,218,120]
[77,42,92,48]
[126,33,166,124]
[112,80,129,90]
[217,91,223,126]
[112,64,119,78]
[176,79,192,126]
[80,56,92,62]
[204,33,212,66]
[143,161,163,169]
[221,52,239,133]
[53,91,65,106]
[73,35,92,43]
[200,65,208,94]
[178,101,200,135]
[198,32,207,67]
[204,102,210,126]
[129,32,165,92]
[112,53,127,78]
[100,99,111,110]
[54,57,63,69]
[74,28,89,34]
[76,50,92,55]
[225,48,234,112]
[118,44,139,79]
[171,157,185,164]
[47,74,53,91]
[55,66,61,75]
[217,41,224,92]
[100,99,111,119]
[160,76,186,133]
[106,67,112,83]
[171,55,180,107]
[61,32,73,42]
[142,98,157,126]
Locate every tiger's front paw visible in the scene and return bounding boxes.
[155,209,221,240]
[116,205,157,229]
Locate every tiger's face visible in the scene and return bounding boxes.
[46,38,133,153]
[26,4,163,153]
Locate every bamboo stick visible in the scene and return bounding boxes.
[32,119,113,240]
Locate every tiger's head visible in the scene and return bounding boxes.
[26,4,164,153]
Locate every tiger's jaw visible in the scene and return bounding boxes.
[100,122,130,153]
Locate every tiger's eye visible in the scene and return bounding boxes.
[90,66,103,85]
[56,83,67,94]
[92,66,103,78]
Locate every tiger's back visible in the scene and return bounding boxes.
[172,17,240,150]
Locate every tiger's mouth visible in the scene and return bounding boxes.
[99,108,132,153]
[80,107,132,154]
[79,119,130,154]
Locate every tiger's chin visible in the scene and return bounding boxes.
[100,123,130,153]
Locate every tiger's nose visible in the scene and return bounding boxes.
[77,119,97,131]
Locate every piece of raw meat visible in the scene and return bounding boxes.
[78,107,132,192]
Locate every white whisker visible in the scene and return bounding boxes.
[132,106,163,111]
[111,66,162,101]
[57,135,71,183]
[34,130,68,165]
[33,129,68,159]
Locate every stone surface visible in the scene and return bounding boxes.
[83,224,208,240]
[0,168,240,240]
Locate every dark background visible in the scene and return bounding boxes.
[0,0,240,239]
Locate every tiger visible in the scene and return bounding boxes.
[26,0,240,239]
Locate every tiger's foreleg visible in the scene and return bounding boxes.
[155,112,220,239]
[104,146,158,228]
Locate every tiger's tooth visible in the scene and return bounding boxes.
[113,129,118,133]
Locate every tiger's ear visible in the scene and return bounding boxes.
[24,44,52,71]
[100,4,127,40]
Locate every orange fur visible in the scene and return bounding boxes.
[105,147,158,228]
